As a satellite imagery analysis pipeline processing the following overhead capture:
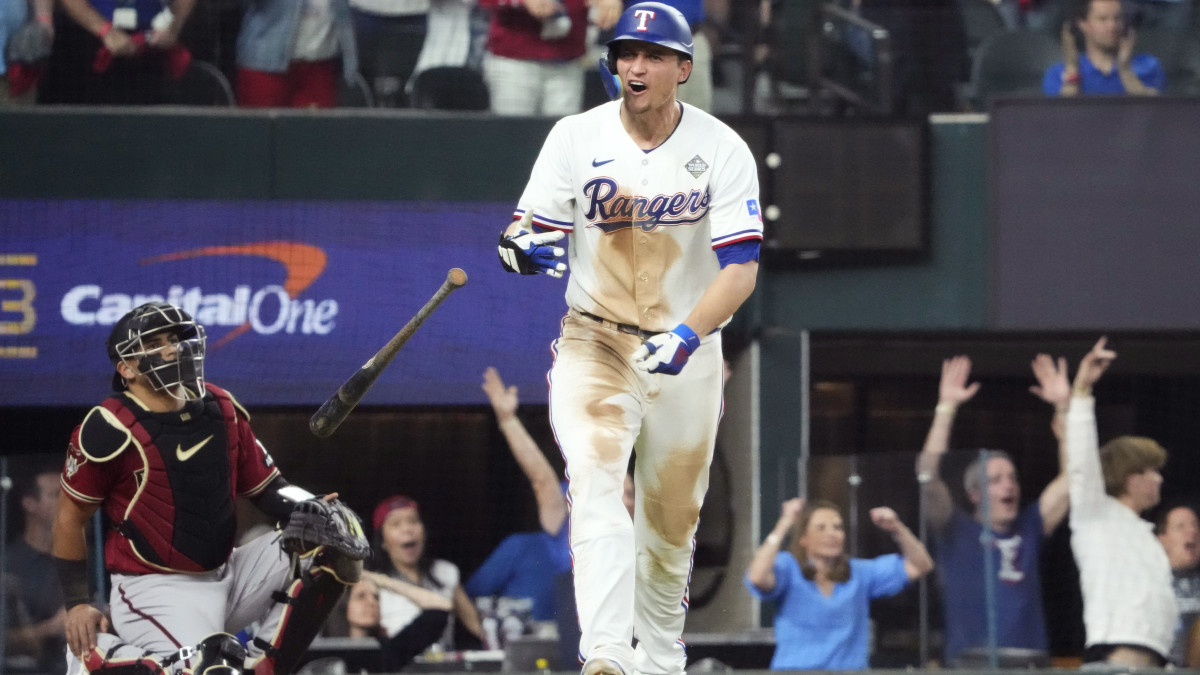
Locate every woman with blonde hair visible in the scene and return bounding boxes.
[745,498,934,670]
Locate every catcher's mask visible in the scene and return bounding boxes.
[107,302,206,401]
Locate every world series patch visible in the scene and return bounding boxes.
[685,155,709,178]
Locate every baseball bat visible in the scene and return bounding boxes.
[309,268,468,438]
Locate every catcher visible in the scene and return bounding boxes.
[53,302,371,675]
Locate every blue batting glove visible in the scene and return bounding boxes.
[632,324,700,375]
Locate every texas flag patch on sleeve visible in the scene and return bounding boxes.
[746,199,761,221]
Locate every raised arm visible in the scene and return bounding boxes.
[1066,337,1117,518]
[360,570,453,611]
[1029,353,1071,535]
[871,507,935,580]
[915,356,980,532]
[482,367,567,536]
[746,498,801,592]
[1054,21,1082,97]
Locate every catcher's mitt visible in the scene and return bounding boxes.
[281,498,372,560]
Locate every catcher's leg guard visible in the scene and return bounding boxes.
[249,549,352,675]
[179,633,248,675]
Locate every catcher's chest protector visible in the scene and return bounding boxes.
[104,392,240,572]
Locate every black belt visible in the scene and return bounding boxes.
[577,310,662,341]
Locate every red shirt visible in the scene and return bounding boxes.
[61,384,279,575]
[478,0,590,61]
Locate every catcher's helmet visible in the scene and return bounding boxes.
[107,301,207,400]
[605,2,693,77]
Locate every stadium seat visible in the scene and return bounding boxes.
[163,59,235,106]
[1134,27,1200,95]
[956,0,1010,62]
[409,67,490,111]
[337,72,376,108]
[960,29,1061,108]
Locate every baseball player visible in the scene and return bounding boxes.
[53,302,371,675]
[495,4,762,674]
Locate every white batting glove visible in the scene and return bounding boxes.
[632,324,700,375]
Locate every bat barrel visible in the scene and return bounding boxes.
[308,268,468,438]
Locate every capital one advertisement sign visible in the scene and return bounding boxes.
[0,200,565,406]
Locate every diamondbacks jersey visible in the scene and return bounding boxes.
[60,384,279,575]
[516,100,763,331]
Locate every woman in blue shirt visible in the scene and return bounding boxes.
[745,498,934,670]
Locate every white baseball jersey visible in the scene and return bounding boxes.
[518,98,761,675]
[515,99,763,331]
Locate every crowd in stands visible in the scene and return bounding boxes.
[4,0,1199,114]
[0,0,725,111]
[6,340,1200,672]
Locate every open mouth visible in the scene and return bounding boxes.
[629,80,647,93]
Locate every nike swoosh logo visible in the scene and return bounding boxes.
[592,158,614,167]
[176,435,213,462]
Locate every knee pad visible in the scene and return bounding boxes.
[249,560,349,675]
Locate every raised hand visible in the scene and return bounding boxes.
[1072,337,1117,395]
[939,355,981,407]
[869,506,902,533]
[481,366,519,420]
[1029,353,1071,408]
[780,497,805,528]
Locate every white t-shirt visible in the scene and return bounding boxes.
[378,559,460,648]
[409,0,474,83]
[293,0,340,62]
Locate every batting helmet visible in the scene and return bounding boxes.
[605,2,694,76]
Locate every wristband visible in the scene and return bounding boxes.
[54,557,92,609]
[934,403,957,415]
[98,21,113,38]
[765,532,783,547]
[1063,71,1081,85]
[499,416,521,429]
[671,323,700,355]
[36,13,52,26]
